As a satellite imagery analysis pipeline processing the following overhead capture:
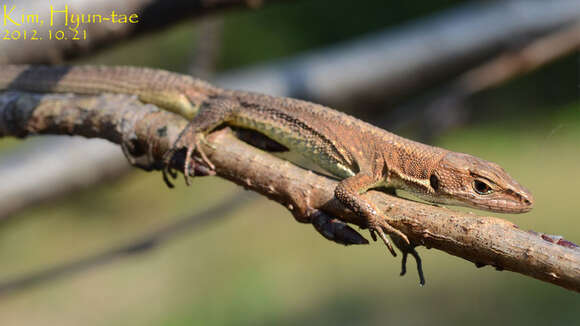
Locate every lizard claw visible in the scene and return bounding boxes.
[182,134,215,186]
[163,127,216,188]
[368,217,425,285]
[162,149,178,188]
[367,217,409,257]
[369,227,397,257]
[195,135,215,170]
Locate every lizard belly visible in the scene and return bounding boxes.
[229,115,355,179]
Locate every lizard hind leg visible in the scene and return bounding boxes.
[162,97,239,187]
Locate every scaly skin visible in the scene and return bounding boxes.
[0,65,534,284]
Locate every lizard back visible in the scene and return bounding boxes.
[225,90,447,182]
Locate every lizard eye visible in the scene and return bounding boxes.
[473,180,493,195]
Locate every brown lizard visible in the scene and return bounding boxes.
[0,65,534,284]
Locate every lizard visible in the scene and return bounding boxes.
[0,65,534,284]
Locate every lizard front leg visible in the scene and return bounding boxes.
[334,172,409,256]
[163,97,239,187]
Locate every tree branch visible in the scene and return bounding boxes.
[382,19,580,141]
[0,0,282,64]
[0,137,130,220]
[0,91,578,292]
[219,0,580,103]
[0,191,252,296]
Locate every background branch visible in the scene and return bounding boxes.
[218,0,580,104]
[383,19,580,141]
[0,0,282,64]
[0,191,252,296]
[0,91,578,292]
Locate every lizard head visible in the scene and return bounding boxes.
[424,152,534,213]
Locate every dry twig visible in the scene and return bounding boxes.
[0,191,252,296]
[0,0,281,64]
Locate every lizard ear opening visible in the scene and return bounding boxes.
[429,174,439,191]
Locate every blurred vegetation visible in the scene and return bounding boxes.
[0,0,578,325]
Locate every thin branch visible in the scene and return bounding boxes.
[385,20,580,141]
[217,0,580,103]
[0,191,252,296]
[189,16,224,80]
[458,20,580,94]
[0,91,578,292]
[0,137,130,221]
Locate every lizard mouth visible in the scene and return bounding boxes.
[457,189,534,213]
[422,193,534,214]
[468,198,533,214]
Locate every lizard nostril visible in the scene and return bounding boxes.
[523,199,531,205]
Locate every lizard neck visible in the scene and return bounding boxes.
[385,142,448,194]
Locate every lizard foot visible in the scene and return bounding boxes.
[367,215,409,257]
[162,127,215,188]
[334,173,410,258]
[310,209,369,245]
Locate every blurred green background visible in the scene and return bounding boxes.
[0,0,578,325]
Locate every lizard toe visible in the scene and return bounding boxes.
[195,136,215,170]
[161,149,178,188]
[369,226,397,257]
